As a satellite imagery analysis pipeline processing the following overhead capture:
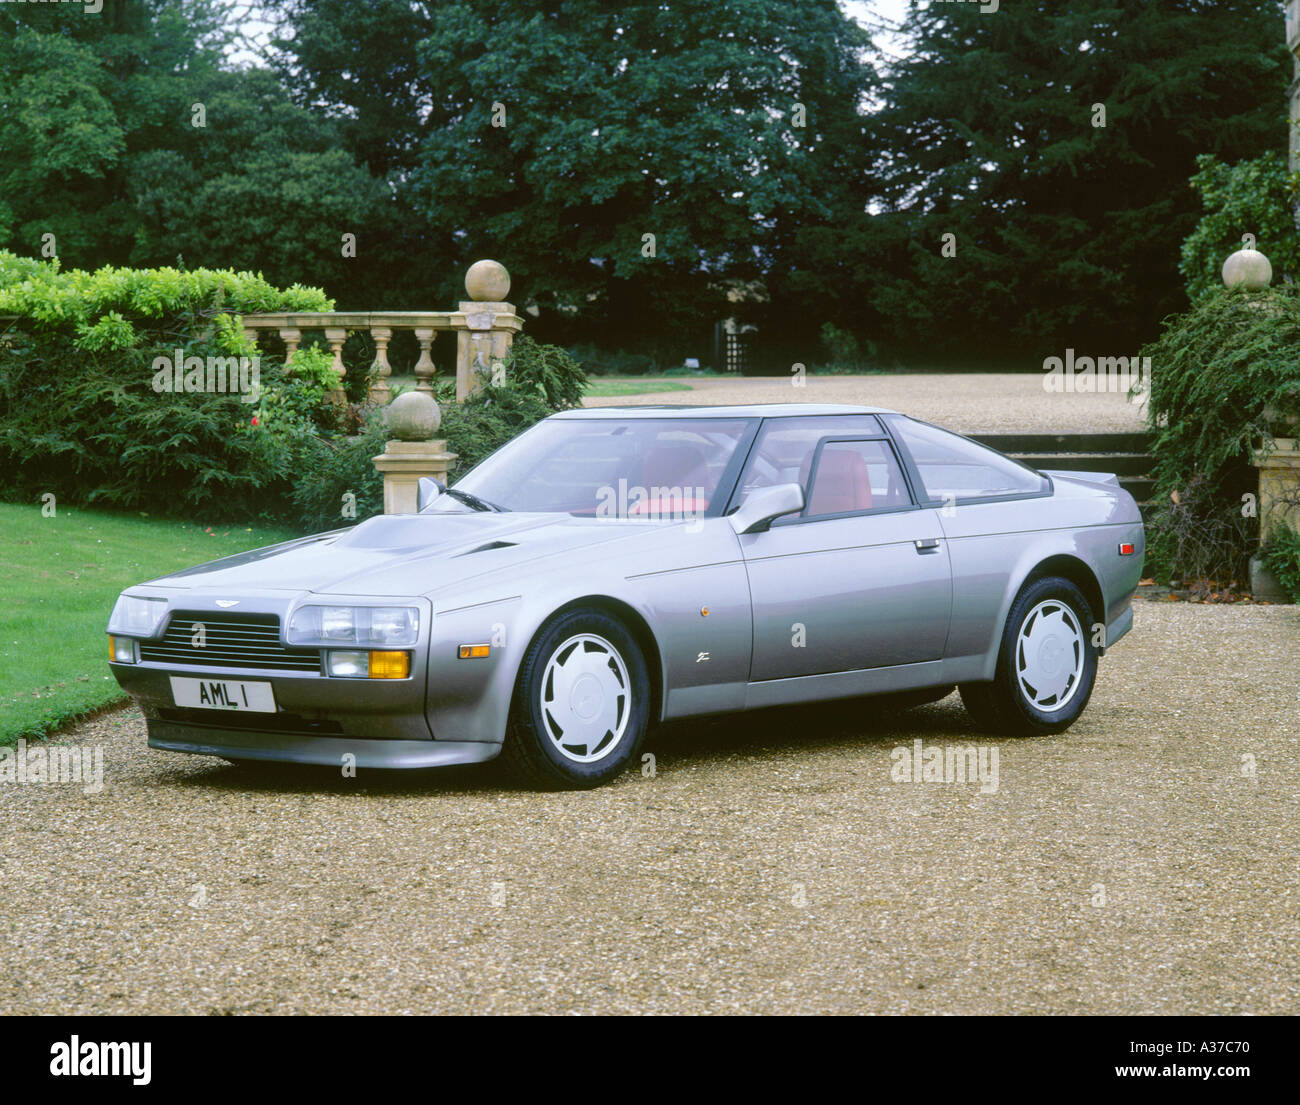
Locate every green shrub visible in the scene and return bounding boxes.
[814,322,881,374]
[289,408,388,532]
[485,335,586,410]
[819,321,861,364]
[659,365,721,377]
[0,251,330,331]
[1141,287,1300,583]
[1180,153,1300,302]
[0,252,331,522]
[440,387,556,479]
[0,328,298,522]
[1261,525,1300,603]
[0,252,52,291]
[565,343,659,376]
[253,346,342,438]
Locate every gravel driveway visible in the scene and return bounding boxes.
[1,601,1296,1015]
[585,373,1148,435]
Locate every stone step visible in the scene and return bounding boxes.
[969,432,1153,454]
[1012,452,1154,476]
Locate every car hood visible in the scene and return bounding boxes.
[141,512,667,598]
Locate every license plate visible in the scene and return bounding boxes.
[169,676,276,713]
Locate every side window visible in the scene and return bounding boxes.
[737,415,884,500]
[804,439,911,518]
[889,417,1047,502]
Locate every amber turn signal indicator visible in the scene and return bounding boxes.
[368,650,411,679]
[458,644,491,659]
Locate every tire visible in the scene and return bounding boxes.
[959,576,1097,736]
[500,607,652,789]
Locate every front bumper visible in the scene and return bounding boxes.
[112,661,435,741]
[109,589,446,750]
[146,720,500,769]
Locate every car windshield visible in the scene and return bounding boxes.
[424,416,755,517]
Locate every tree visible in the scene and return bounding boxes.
[264,0,434,178]
[868,0,1289,360]
[402,0,878,355]
[126,67,401,307]
[1180,152,1300,302]
[0,0,228,266]
[0,0,398,308]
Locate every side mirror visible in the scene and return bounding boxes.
[417,476,444,512]
[728,482,805,535]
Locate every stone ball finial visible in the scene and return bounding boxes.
[386,390,441,440]
[1222,248,1272,291]
[465,259,511,302]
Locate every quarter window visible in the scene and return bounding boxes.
[889,417,1047,502]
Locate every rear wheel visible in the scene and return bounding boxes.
[500,607,651,789]
[959,576,1097,735]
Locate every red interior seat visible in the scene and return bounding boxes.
[799,447,872,515]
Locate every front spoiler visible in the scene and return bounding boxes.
[147,720,502,769]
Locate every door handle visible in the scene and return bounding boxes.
[914,538,941,553]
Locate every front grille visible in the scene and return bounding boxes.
[157,707,342,735]
[139,613,321,674]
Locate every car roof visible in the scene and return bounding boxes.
[554,403,901,419]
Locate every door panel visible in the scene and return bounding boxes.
[741,508,952,680]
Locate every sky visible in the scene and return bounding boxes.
[230,2,914,68]
[845,0,912,58]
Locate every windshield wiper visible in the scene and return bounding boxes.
[441,487,508,513]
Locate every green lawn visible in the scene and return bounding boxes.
[583,376,695,396]
[0,504,302,744]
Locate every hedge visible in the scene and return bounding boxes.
[1141,286,1300,584]
[0,253,586,532]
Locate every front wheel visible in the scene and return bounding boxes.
[500,607,651,789]
[959,576,1097,735]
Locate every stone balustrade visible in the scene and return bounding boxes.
[240,260,523,405]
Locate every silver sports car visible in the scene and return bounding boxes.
[107,404,1144,788]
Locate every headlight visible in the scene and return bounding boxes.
[325,650,411,679]
[286,605,420,647]
[107,594,167,637]
[109,636,137,664]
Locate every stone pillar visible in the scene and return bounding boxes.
[371,391,457,514]
[456,259,524,401]
[1252,438,1300,538]
[1224,247,1297,600]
